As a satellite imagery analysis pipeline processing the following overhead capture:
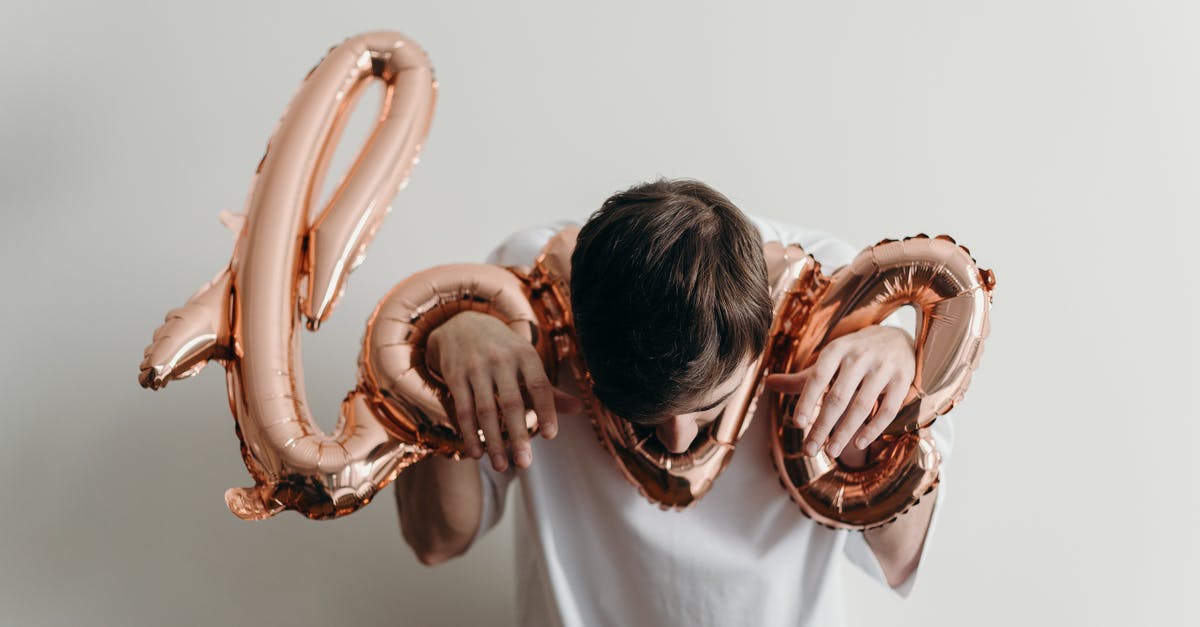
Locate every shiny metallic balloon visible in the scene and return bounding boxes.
[765,234,995,529]
[519,230,994,520]
[380,227,995,525]
[360,263,548,451]
[139,31,438,520]
[526,229,778,510]
[138,32,994,526]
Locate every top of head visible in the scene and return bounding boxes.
[563,178,774,427]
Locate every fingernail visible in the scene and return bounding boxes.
[470,445,482,459]
[515,450,532,467]
[804,441,820,456]
[543,424,557,439]
[491,454,507,470]
[855,437,869,448]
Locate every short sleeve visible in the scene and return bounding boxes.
[471,461,518,544]
[470,218,580,544]
[483,219,579,266]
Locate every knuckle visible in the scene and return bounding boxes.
[462,360,485,377]
[849,397,874,412]
[825,391,850,407]
[873,406,898,424]
[484,349,511,367]
[446,382,468,400]
[524,376,551,392]
[500,400,525,415]
[847,343,870,357]
[844,353,869,367]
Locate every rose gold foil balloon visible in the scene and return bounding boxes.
[767,234,995,530]
[373,227,764,509]
[140,30,993,524]
[365,226,994,522]
[139,32,438,520]
[525,229,790,509]
[360,263,547,451]
[521,230,995,521]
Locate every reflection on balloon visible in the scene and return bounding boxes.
[139,31,440,520]
[139,32,995,529]
[765,233,995,530]
[371,227,995,529]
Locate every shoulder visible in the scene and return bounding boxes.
[485,218,581,266]
[742,212,861,271]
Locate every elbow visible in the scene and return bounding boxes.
[393,463,484,567]
[415,551,445,567]
[401,519,474,567]
[885,561,918,590]
[408,538,471,567]
[413,544,465,567]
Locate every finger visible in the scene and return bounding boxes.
[825,368,891,458]
[518,355,558,439]
[553,388,584,414]
[851,375,911,449]
[469,371,507,472]
[494,371,533,469]
[802,359,869,457]
[764,372,806,393]
[446,373,483,459]
[792,346,847,428]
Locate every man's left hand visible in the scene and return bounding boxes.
[763,326,915,461]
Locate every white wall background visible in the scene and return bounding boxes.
[1,1,1194,625]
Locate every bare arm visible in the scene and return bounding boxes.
[394,453,484,566]
[862,485,938,587]
[394,311,582,565]
[392,312,498,566]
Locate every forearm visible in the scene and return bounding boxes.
[862,485,938,588]
[858,322,934,587]
[394,453,484,565]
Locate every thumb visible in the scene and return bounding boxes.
[553,387,585,414]
[764,372,805,392]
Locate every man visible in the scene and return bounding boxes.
[394,178,953,626]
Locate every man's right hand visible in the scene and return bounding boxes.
[426,310,583,472]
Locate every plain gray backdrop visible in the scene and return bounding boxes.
[1,1,1194,625]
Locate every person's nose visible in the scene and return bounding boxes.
[655,415,699,454]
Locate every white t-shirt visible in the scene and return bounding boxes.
[471,214,954,627]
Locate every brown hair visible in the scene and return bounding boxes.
[569,178,772,425]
